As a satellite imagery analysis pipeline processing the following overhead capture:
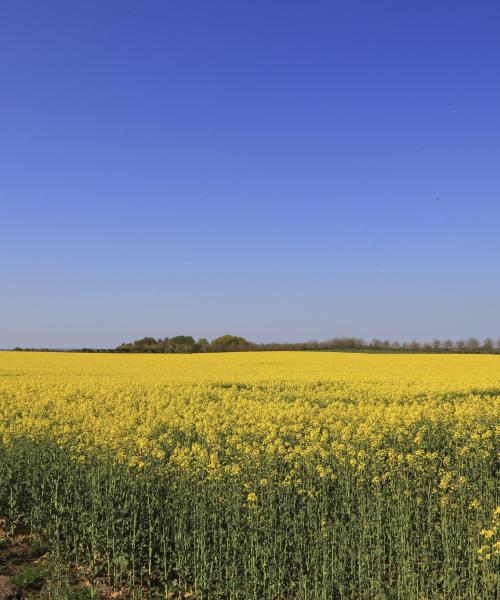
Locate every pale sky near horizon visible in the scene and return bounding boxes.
[1,1,500,348]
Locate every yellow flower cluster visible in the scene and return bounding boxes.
[478,506,500,561]
[0,351,498,480]
[0,350,498,595]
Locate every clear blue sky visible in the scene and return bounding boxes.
[1,1,499,348]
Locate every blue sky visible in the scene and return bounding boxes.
[1,1,499,347]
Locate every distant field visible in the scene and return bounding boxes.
[0,351,499,598]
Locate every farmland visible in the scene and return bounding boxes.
[0,351,498,598]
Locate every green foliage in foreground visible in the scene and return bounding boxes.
[0,439,498,599]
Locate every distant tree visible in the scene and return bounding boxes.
[169,336,196,353]
[432,339,441,351]
[115,342,132,352]
[137,337,157,346]
[210,335,252,352]
[482,338,494,353]
[466,337,480,352]
[116,336,158,353]
[197,338,210,352]
[324,337,364,350]
[442,339,454,351]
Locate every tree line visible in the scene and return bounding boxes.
[14,335,500,354]
[115,335,500,354]
[115,334,250,353]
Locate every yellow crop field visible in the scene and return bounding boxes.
[0,351,499,598]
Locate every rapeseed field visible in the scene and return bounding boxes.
[0,351,498,598]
